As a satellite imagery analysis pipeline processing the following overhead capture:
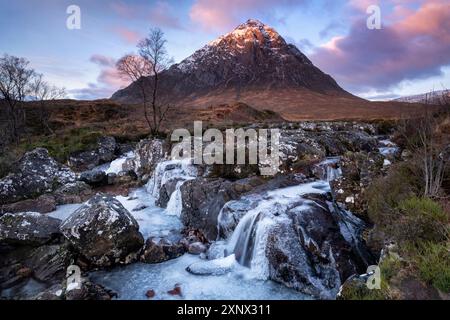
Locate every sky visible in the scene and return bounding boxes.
[0,0,449,100]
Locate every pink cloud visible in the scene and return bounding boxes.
[311,0,450,92]
[114,27,142,44]
[189,0,305,31]
[74,54,130,99]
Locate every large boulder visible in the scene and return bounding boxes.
[0,148,76,204]
[60,194,144,267]
[180,178,239,241]
[265,194,367,298]
[68,136,117,172]
[126,139,166,181]
[214,184,371,298]
[0,212,62,246]
[79,170,107,187]
[53,181,93,205]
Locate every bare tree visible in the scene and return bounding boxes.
[0,54,35,142]
[399,90,450,198]
[116,54,153,129]
[138,28,173,136]
[30,74,66,134]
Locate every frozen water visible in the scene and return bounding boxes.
[91,151,135,174]
[105,151,134,174]
[48,203,83,221]
[90,254,311,300]
[115,188,182,239]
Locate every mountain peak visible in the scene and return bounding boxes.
[112,19,350,108]
[207,19,283,48]
[237,18,267,29]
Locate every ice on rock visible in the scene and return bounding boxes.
[186,254,237,276]
[146,158,197,217]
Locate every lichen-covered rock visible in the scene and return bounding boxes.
[79,170,107,187]
[0,148,76,204]
[53,181,93,205]
[1,194,56,214]
[0,212,62,246]
[60,194,144,267]
[127,139,166,180]
[330,151,384,216]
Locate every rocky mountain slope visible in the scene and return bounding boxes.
[112,19,366,119]
[393,90,449,104]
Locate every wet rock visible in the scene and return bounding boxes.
[0,148,76,204]
[79,170,107,187]
[145,289,156,298]
[0,212,62,246]
[188,242,208,254]
[167,284,182,296]
[140,234,185,263]
[279,129,325,175]
[1,194,56,214]
[157,177,184,207]
[107,173,117,185]
[115,170,137,185]
[186,255,236,276]
[68,136,117,172]
[97,136,117,163]
[60,194,144,267]
[132,204,148,212]
[265,195,367,298]
[180,178,239,241]
[128,139,166,180]
[53,181,93,205]
[0,242,74,294]
[65,280,115,300]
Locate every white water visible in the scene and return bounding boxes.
[105,151,134,174]
[47,156,364,300]
[218,181,330,279]
[378,139,399,157]
[91,151,135,174]
[146,158,197,217]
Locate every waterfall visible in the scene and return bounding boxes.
[146,158,197,216]
[165,180,186,216]
[315,157,342,182]
[219,182,329,279]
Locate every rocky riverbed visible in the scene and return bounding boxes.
[0,121,401,300]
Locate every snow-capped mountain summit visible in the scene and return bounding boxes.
[112,19,355,117]
[174,19,313,76]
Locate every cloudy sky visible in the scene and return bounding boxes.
[0,0,449,100]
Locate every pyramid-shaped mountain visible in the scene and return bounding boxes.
[112,19,362,120]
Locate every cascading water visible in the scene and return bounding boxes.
[212,158,369,297]
[146,158,197,216]
[315,157,342,182]
[217,181,331,280]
